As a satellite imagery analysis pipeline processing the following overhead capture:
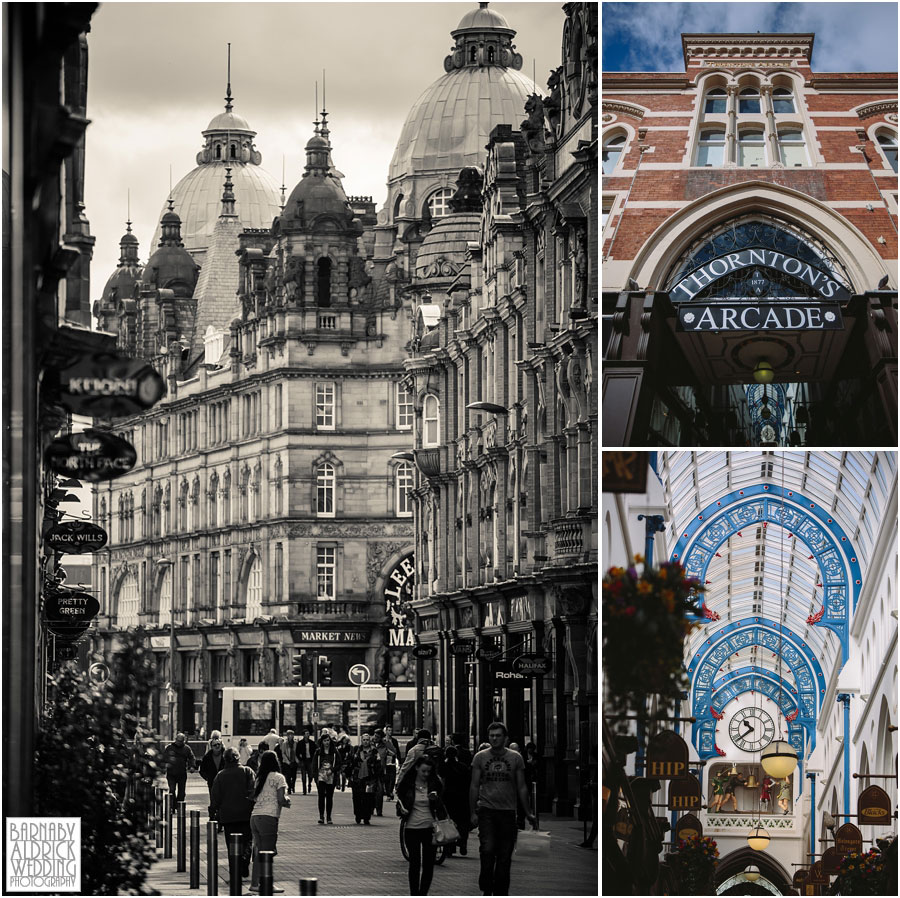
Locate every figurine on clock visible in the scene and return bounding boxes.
[760,774,774,807]
[719,768,746,812]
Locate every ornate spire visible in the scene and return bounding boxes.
[221,167,237,217]
[118,219,140,265]
[224,42,233,113]
[445,1,522,71]
[158,198,185,247]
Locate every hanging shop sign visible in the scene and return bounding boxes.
[601,452,649,494]
[44,589,100,623]
[614,808,634,840]
[511,653,552,675]
[808,860,828,886]
[857,785,892,824]
[411,644,438,660]
[646,730,689,780]
[476,645,503,661]
[677,302,843,333]
[449,640,475,657]
[792,869,809,889]
[46,351,166,418]
[490,659,529,688]
[46,520,108,554]
[833,822,863,856]
[821,847,843,875]
[674,812,703,841]
[667,774,702,811]
[669,250,852,303]
[45,430,137,482]
[383,553,415,648]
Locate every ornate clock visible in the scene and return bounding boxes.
[729,707,776,752]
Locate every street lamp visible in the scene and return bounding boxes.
[761,739,798,779]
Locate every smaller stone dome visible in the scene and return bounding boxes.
[204,111,254,134]
[453,2,514,35]
[414,213,482,281]
[143,201,200,291]
[306,134,329,150]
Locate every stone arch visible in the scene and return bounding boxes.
[715,846,791,894]
[627,180,891,293]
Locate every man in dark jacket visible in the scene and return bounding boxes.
[440,745,472,856]
[163,732,196,803]
[282,730,299,795]
[199,730,226,802]
[297,730,316,795]
[210,748,255,880]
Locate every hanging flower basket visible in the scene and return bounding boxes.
[668,835,719,895]
[828,848,887,895]
[602,557,704,722]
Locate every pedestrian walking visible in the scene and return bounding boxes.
[281,731,299,795]
[399,729,436,780]
[440,745,472,856]
[163,732,197,804]
[297,729,316,795]
[372,730,390,816]
[449,732,473,766]
[469,722,537,896]
[210,748,255,881]
[238,738,252,767]
[520,742,541,830]
[313,732,342,824]
[249,750,290,894]
[337,734,353,791]
[382,725,401,798]
[199,730,227,804]
[396,754,448,896]
[349,732,381,824]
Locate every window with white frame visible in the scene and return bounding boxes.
[704,87,727,114]
[316,463,335,516]
[116,572,140,629]
[423,394,440,447]
[738,88,760,114]
[245,555,262,620]
[739,129,766,167]
[316,382,335,430]
[396,463,414,516]
[772,87,795,114]
[877,131,898,172]
[397,384,414,430]
[696,129,726,167]
[602,134,626,175]
[427,188,454,219]
[316,546,336,600]
[158,567,172,627]
[778,128,806,167]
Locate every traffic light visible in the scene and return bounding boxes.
[291,653,305,685]
[318,658,332,686]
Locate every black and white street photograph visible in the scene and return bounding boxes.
[2,2,598,894]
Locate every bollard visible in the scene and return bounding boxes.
[189,810,201,890]
[163,793,173,858]
[299,878,318,895]
[531,782,539,829]
[154,787,163,845]
[227,833,243,897]
[206,820,218,896]
[177,801,187,873]
[259,850,274,896]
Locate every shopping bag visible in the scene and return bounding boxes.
[431,817,460,846]
[515,826,551,858]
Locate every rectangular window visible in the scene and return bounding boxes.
[316,383,335,430]
[697,143,724,167]
[780,143,806,167]
[274,543,284,602]
[316,546,336,600]
[397,465,414,516]
[210,552,220,620]
[397,384,414,430]
[193,554,201,619]
[274,384,283,429]
[223,550,232,612]
[180,556,190,620]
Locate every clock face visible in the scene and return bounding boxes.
[729,707,776,752]
[760,424,776,443]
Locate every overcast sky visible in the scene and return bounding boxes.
[602,1,899,72]
[84,1,564,308]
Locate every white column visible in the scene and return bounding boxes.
[726,85,738,166]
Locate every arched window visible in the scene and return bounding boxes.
[396,463,414,516]
[778,128,806,167]
[602,134,626,175]
[116,572,140,629]
[423,394,440,447]
[316,463,335,516]
[221,471,231,525]
[487,45,495,64]
[140,489,146,538]
[250,465,260,522]
[739,129,766,167]
[393,192,404,218]
[230,143,237,159]
[316,257,332,307]
[179,480,190,531]
[877,131,898,172]
[245,555,262,620]
[158,567,172,627]
[696,129,726,167]
[240,468,250,522]
[208,473,218,528]
[738,87,760,114]
[273,459,283,515]
[469,45,477,64]
[163,484,171,534]
[215,144,222,160]
[426,188,454,219]
[772,87,795,113]
[704,87,727,114]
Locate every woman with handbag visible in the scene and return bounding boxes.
[312,733,341,825]
[396,755,451,895]
[349,733,381,824]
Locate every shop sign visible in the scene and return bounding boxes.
[614,808,633,840]
[44,589,100,623]
[675,813,702,841]
[46,520,108,554]
[821,847,842,875]
[858,785,892,824]
[44,430,137,482]
[677,302,843,332]
[47,351,166,418]
[511,653,552,675]
[667,774,702,811]
[669,250,851,303]
[150,636,169,649]
[476,645,503,661]
[48,622,91,643]
[833,822,863,856]
[601,452,649,494]
[792,868,809,889]
[490,660,529,688]
[646,730,688,779]
[483,600,506,628]
[509,595,533,622]
[808,860,828,886]
[449,640,475,657]
[294,629,369,644]
[383,553,415,648]
[411,644,438,659]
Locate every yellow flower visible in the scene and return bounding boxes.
[658,567,667,580]
[637,580,653,594]
[633,553,645,564]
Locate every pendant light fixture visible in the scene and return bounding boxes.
[744,865,761,882]
[747,822,770,851]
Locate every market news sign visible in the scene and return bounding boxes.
[669,250,851,303]
[677,302,843,332]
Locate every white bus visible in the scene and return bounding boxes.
[219,685,417,748]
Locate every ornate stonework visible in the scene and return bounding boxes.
[601,101,644,121]
[855,100,899,119]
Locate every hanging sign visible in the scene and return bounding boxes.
[646,730,689,780]
[808,860,828,885]
[792,868,809,889]
[47,351,166,418]
[511,653,552,675]
[44,430,137,482]
[677,302,843,332]
[46,615,92,641]
[46,520,108,554]
[857,785,892,824]
[674,812,703,841]
[411,644,438,659]
[668,250,852,303]
[833,822,863,856]
[449,640,475,657]
[476,645,503,661]
[614,808,633,840]
[667,774,702,810]
[821,847,843,875]
[383,553,415,648]
[601,452,649,494]
[44,589,101,623]
[490,659,529,688]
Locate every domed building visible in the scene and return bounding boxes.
[93,220,143,338]
[149,86,282,266]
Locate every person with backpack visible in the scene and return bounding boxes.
[210,748,255,881]
[312,732,342,824]
[398,729,436,780]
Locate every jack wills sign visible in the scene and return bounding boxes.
[678,302,843,332]
[669,249,851,302]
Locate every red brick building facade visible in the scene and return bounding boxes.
[602,33,897,446]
